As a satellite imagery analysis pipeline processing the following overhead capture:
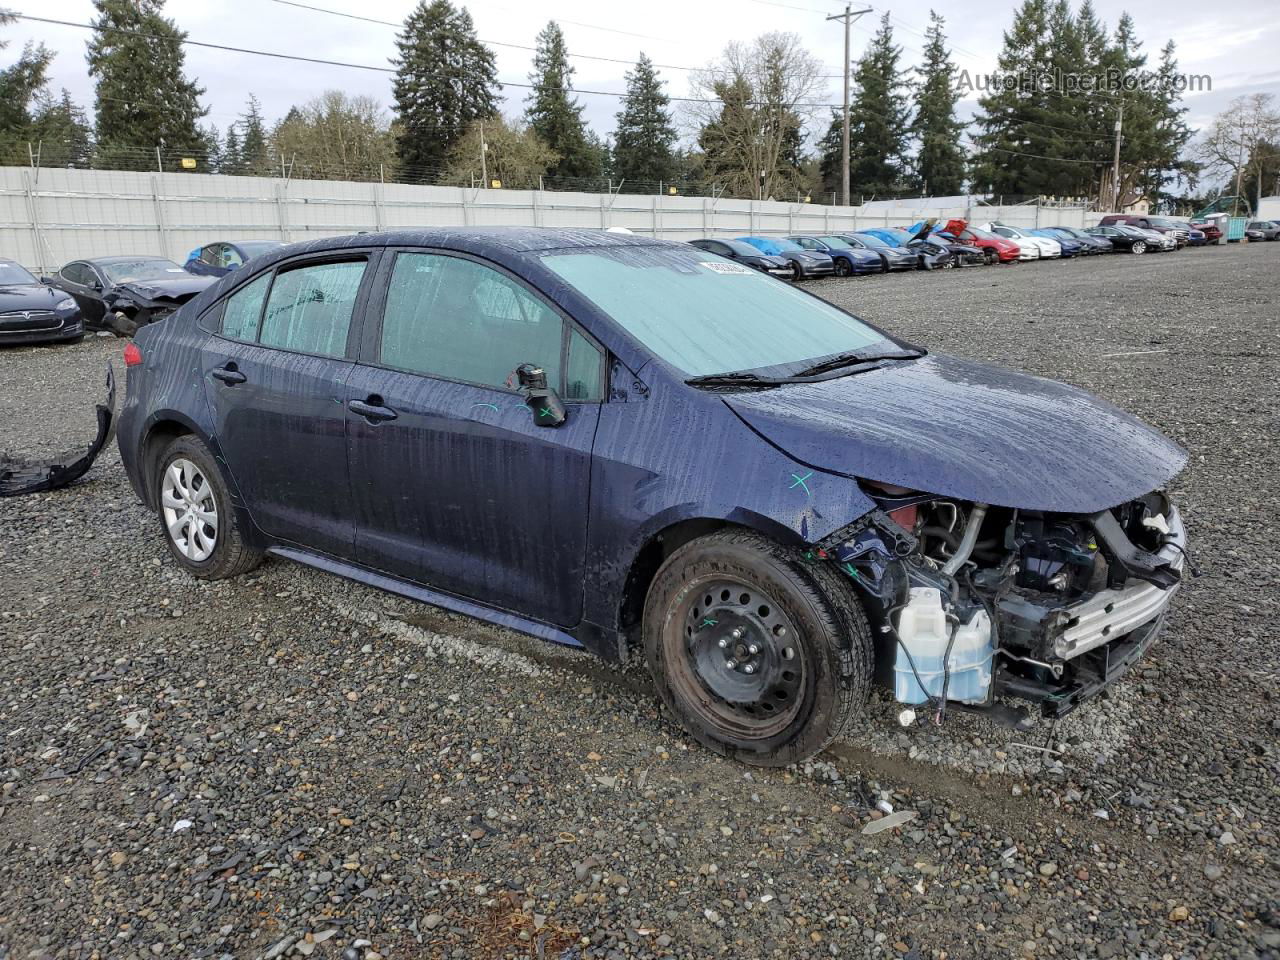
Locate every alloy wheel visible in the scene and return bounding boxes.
[1132,241,1146,254]
[161,457,218,562]
[667,577,807,739]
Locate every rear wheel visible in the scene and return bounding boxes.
[643,531,873,766]
[1131,241,1146,255]
[155,435,263,580]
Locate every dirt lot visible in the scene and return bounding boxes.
[1,242,1277,960]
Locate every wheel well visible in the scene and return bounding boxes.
[618,518,734,656]
[141,421,192,506]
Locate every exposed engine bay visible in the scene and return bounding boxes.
[821,484,1190,724]
[103,286,203,337]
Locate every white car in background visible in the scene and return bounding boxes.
[1137,227,1177,251]
[982,223,1062,259]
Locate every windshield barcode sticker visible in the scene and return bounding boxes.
[699,261,754,275]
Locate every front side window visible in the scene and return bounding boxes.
[259,259,365,357]
[221,273,271,341]
[541,246,891,378]
[379,253,563,391]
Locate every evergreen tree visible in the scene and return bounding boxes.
[29,90,94,167]
[525,22,600,180]
[0,40,54,149]
[392,0,500,173]
[239,94,270,175]
[87,0,206,169]
[222,124,242,174]
[821,13,910,198]
[611,52,677,185]
[911,11,966,195]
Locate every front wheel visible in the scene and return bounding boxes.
[833,258,852,277]
[788,261,803,281]
[155,435,263,580]
[1131,241,1146,255]
[643,531,874,766]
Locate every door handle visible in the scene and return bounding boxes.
[211,364,246,385]
[349,397,398,422]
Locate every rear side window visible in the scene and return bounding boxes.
[221,273,270,341]
[379,253,563,391]
[259,260,366,357]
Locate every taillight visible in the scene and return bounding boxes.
[123,343,143,367]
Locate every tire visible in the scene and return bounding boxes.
[788,261,803,281]
[642,530,874,766]
[1131,241,1146,255]
[983,249,997,265]
[833,258,852,277]
[155,435,263,580]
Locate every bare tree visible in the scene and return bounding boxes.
[1195,93,1280,212]
[687,33,827,200]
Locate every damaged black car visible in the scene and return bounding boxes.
[116,228,1189,767]
[50,256,215,337]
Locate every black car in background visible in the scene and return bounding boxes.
[687,238,793,277]
[1047,226,1114,254]
[0,258,83,346]
[51,256,216,336]
[1085,224,1152,254]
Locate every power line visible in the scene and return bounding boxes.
[14,14,855,109]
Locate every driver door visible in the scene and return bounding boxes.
[56,262,107,327]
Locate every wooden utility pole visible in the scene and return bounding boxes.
[827,4,873,207]
[1111,101,1124,212]
[479,120,488,188]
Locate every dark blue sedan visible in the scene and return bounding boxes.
[117,228,1189,765]
[185,240,287,277]
[786,235,883,276]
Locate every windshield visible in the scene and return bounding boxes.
[101,259,185,283]
[540,247,892,377]
[819,236,851,248]
[0,262,38,285]
[237,241,285,258]
[854,233,891,248]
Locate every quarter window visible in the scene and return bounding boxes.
[221,273,271,341]
[379,253,564,391]
[565,328,603,400]
[259,260,365,357]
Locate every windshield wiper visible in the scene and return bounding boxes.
[792,349,924,379]
[685,371,788,389]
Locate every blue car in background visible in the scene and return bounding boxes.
[1030,228,1084,258]
[838,233,918,272]
[185,240,288,278]
[787,235,883,276]
[117,227,1190,767]
[737,236,835,279]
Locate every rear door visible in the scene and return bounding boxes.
[199,253,376,557]
[345,249,604,627]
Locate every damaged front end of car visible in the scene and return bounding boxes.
[105,286,203,336]
[816,484,1191,724]
[0,364,117,496]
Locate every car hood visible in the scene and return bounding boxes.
[0,284,72,312]
[721,353,1187,513]
[114,274,217,301]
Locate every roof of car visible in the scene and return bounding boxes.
[82,255,176,264]
[297,227,670,256]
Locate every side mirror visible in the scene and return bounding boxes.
[515,363,566,428]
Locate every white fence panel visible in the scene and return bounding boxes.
[0,165,1100,274]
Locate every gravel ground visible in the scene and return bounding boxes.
[1,243,1277,960]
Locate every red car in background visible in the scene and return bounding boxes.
[943,219,1022,263]
[1189,220,1223,242]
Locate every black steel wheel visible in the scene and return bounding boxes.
[643,530,873,766]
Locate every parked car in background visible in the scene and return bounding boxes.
[185,240,288,277]
[687,238,793,277]
[0,257,83,345]
[737,236,834,280]
[918,231,988,267]
[1030,228,1084,257]
[1187,229,1207,246]
[50,256,216,336]
[116,226,1190,767]
[981,223,1061,259]
[1098,215,1189,247]
[1245,221,1280,240]
[1086,224,1152,254]
[787,236,883,276]
[941,220,1022,264]
[1135,226,1177,251]
[1046,226,1114,254]
[837,233,919,271]
[1188,220,1223,243]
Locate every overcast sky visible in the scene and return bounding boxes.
[8,0,1280,149]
